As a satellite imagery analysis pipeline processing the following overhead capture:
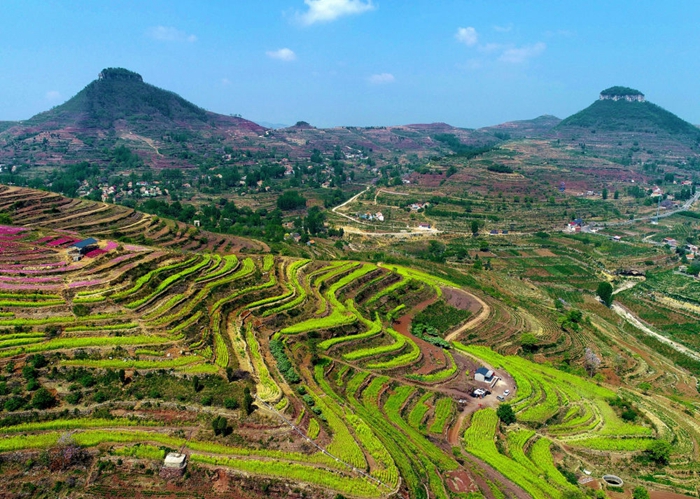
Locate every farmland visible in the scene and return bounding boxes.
[0,185,698,499]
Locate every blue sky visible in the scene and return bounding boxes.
[2,0,699,128]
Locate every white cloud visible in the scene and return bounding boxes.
[478,42,505,54]
[499,42,546,63]
[493,24,512,33]
[368,73,395,84]
[221,78,232,86]
[45,90,61,101]
[147,26,197,42]
[455,27,478,46]
[266,48,297,61]
[298,0,375,25]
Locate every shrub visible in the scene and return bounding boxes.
[633,487,650,499]
[31,388,55,410]
[243,387,254,415]
[212,416,229,436]
[223,397,239,410]
[646,440,672,465]
[93,391,109,403]
[496,404,516,425]
[597,281,613,306]
[269,339,300,384]
[72,304,90,317]
[4,396,26,412]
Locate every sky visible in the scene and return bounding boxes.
[2,0,700,128]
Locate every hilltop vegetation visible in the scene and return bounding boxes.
[558,98,700,137]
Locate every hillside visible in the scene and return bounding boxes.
[0,184,698,498]
[552,87,700,165]
[479,114,562,139]
[0,68,491,173]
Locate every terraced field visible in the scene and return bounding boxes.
[0,186,698,499]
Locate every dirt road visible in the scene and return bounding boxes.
[612,303,700,363]
[445,292,491,342]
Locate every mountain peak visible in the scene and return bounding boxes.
[599,86,645,102]
[98,67,143,83]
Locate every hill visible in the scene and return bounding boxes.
[0,184,698,498]
[479,114,561,139]
[553,87,700,162]
[0,68,496,172]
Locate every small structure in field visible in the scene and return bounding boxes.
[160,452,187,479]
[71,238,99,255]
[474,367,494,383]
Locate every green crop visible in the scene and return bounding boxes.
[428,397,455,434]
[307,418,320,439]
[344,327,407,362]
[61,356,203,370]
[246,324,281,402]
[112,256,196,300]
[126,255,211,309]
[407,392,432,429]
[0,335,169,358]
[195,254,237,282]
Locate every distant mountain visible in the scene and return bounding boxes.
[0,122,17,134]
[0,68,494,170]
[256,121,290,129]
[480,115,561,139]
[556,87,700,140]
[23,68,264,135]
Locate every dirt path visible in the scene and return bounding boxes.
[374,188,408,205]
[612,279,643,295]
[612,303,700,363]
[447,406,468,446]
[393,295,450,376]
[445,291,491,343]
[463,453,531,499]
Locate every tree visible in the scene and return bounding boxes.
[646,440,672,465]
[277,190,307,211]
[614,190,620,200]
[597,281,614,306]
[633,487,650,499]
[224,397,239,410]
[471,220,479,236]
[497,404,516,425]
[602,188,608,200]
[72,304,90,317]
[304,206,326,236]
[520,333,539,352]
[212,416,229,436]
[243,387,254,415]
[31,388,55,410]
[192,375,202,393]
[584,347,601,377]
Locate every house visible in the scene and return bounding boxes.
[418,223,432,230]
[71,238,99,255]
[663,237,678,247]
[375,212,384,222]
[682,180,693,186]
[651,186,663,197]
[612,236,621,242]
[566,221,583,233]
[490,230,499,235]
[474,367,494,383]
[160,452,187,479]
